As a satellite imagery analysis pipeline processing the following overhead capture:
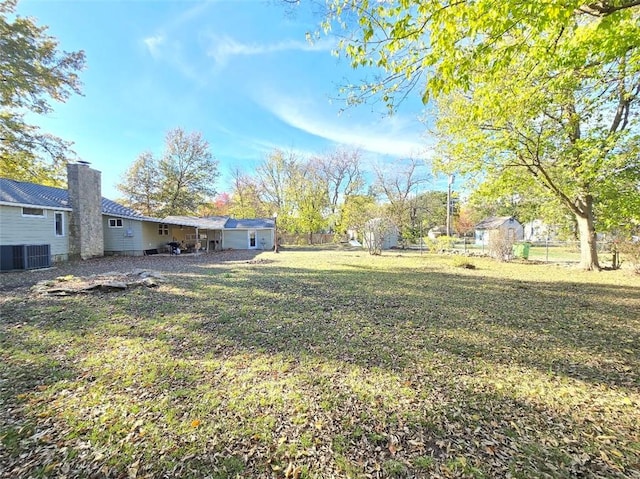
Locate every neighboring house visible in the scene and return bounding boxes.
[522,219,559,242]
[362,218,399,251]
[1,163,275,271]
[427,226,446,239]
[163,216,275,251]
[475,216,524,246]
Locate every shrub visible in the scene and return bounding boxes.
[452,256,476,269]
[488,230,515,261]
[436,235,456,252]
[424,237,437,253]
[618,240,640,274]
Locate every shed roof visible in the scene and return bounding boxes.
[162,215,230,229]
[475,216,518,230]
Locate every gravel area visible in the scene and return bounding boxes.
[0,250,266,293]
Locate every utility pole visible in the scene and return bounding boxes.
[446,174,455,236]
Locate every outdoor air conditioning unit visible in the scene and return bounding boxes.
[0,244,51,272]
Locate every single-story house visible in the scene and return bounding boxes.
[522,219,560,242]
[0,163,274,271]
[163,216,275,251]
[475,216,524,246]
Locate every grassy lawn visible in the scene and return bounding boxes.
[1,249,639,478]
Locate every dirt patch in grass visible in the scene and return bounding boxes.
[0,250,262,293]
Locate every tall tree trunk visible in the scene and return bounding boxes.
[575,196,599,271]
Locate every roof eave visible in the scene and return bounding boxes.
[0,201,73,211]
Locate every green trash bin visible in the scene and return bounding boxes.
[513,242,531,259]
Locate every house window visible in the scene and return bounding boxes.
[108,218,123,228]
[158,224,169,236]
[185,233,207,241]
[22,207,45,217]
[54,212,64,236]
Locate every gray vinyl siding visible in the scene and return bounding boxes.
[223,229,273,250]
[103,217,144,256]
[256,229,274,250]
[223,230,248,249]
[0,205,69,261]
[103,218,180,255]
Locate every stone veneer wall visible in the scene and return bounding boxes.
[67,163,104,259]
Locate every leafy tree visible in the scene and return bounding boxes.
[373,158,430,246]
[198,192,231,217]
[0,0,85,185]
[324,1,640,270]
[595,148,640,236]
[116,151,160,216]
[158,128,218,216]
[117,128,218,217]
[336,193,377,238]
[228,168,266,219]
[256,148,297,213]
[311,148,364,229]
[454,207,477,238]
[1,151,65,186]
[287,161,329,242]
[467,175,578,240]
[413,191,448,232]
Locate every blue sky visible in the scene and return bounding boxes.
[19,0,436,200]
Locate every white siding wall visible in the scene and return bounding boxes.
[0,205,69,261]
[475,222,525,246]
[363,229,398,250]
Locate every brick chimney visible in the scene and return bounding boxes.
[67,162,104,259]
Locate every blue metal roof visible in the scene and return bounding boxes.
[0,178,69,208]
[0,178,150,220]
[1,178,276,228]
[225,218,275,229]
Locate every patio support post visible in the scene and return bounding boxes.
[273,212,279,253]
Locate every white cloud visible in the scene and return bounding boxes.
[141,34,205,84]
[206,35,334,66]
[143,34,165,59]
[262,94,432,159]
[141,2,215,80]
[173,1,214,29]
